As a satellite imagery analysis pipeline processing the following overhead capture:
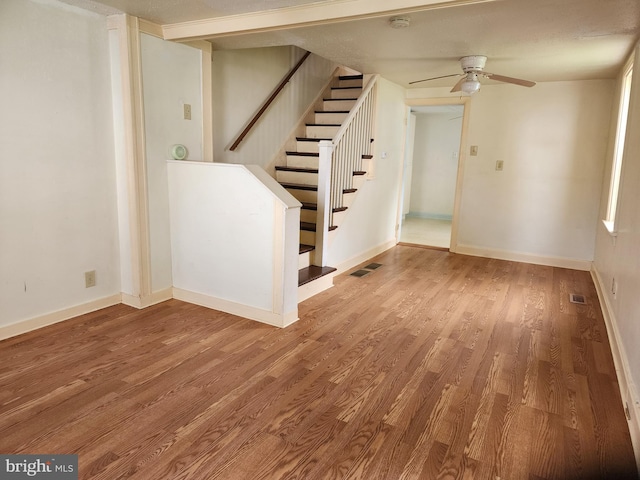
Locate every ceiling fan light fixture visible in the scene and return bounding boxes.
[461,73,481,95]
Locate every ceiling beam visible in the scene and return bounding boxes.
[162,0,499,42]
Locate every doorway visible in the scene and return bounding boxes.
[399,104,465,249]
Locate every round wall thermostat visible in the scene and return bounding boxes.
[170,144,188,160]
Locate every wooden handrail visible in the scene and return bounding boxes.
[229,51,311,152]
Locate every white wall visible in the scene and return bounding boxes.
[409,80,614,266]
[167,161,300,327]
[409,110,462,219]
[140,33,202,292]
[212,46,335,168]
[0,0,120,328]
[593,44,640,460]
[327,78,406,268]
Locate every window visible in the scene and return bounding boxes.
[604,60,633,233]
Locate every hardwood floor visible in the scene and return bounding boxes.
[0,246,637,479]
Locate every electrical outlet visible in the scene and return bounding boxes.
[85,270,96,288]
[470,145,478,156]
[496,160,504,171]
[183,104,191,120]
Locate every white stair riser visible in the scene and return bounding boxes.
[323,99,356,111]
[338,79,363,88]
[300,230,316,245]
[286,155,319,169]
[306,125,340,138]
[352,174,366,190]
[331,88,362,99]
[300,208,318,223]
[342,191,357,208]
[315,112,348,124]
[276,170,318,185]
[296,141,320,153]
[298,251,311,270]
[332,209,347,227]
[298,273,333,302]
[285,188,317,203]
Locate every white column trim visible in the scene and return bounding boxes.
[108,15,152,299]
[316,141,333,266]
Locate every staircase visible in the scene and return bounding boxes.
[275,74,366,290]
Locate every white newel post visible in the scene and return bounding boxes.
[316,140,333,267]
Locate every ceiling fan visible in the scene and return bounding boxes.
[409,55,536,94]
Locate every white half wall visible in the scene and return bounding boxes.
[212,46,336,168]
[0,0,120,329]
[408,80,614,265]
[167,161,300,327]
[140,33,203,293]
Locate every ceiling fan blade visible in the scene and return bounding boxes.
[450,76,467,93]
[484,72,536,87]
[409,73,461,85]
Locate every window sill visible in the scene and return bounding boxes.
[602,219,618,237]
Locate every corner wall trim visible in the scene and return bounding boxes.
[0,295,122,341]
[591,267,640,470]
[121,288,173,309]
[455,244,592,271]
[172,288,297,328]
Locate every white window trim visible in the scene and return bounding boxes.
[604,57,634,236]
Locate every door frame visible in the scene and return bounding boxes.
[398,96,471,253]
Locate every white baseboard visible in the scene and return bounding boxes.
[121,288,173,309]
[333,239,397,275]
[0,294,122,341]
[172,288,297,328]
[591,268,640,471]
[454,244,592,271]
[407,212,453,221]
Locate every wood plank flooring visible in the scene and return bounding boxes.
[0,246,637,479]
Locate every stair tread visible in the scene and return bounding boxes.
[315,110,350,114]
[332,86,363,90]
[300,221,316,231]
[299,244,315,254]
[344,188,357,194]
[306,123,341,127]
[296,137,331,142]
[353,171,366,176]
[298,265,337,286]
[362,154,373,159]
[275,166,319,173]
[324,98,358,101]
[301,202,347,213]
[286,151,319,157]
[339,74,364,80]
[280,182,318,191]
[301,222,338,232]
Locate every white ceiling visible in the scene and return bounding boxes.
[61,0,640,88]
